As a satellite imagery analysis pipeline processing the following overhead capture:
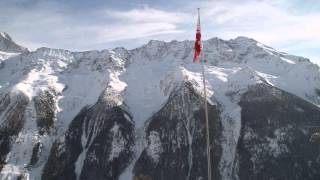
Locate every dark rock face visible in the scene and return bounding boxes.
[237,83,320,180]
[42,91,135,180]
[33,90,56,135]
[28,142,42,168]
[0,92,29,169]
[133,82,222,180]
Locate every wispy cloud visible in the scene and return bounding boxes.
[108,7,188,24]
[203,1,320,43]
[193,0,320,63]
[98,7,189,42]
[0,2,188,50]
[0,0,319,64]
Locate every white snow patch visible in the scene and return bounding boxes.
[146,131,163,163]
[109,71,127,92]
[11,64,65,100]
[0,50,20,60]
[280,57,296,64]
[109,123,126,161]
[121,58,180,128]
[255,71,278,86]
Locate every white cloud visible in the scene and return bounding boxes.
[0,0,318,62]
[192,0,320,62]
[0,4,188,51]
[99,7,189,42]
[97,23,182,42]
[199,1,320,40]
[108,7,188,24]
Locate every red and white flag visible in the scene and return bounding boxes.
[193,9,201,63]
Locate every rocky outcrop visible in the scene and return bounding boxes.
[237,83,320,180]
[42,90,135,180]
[33,90,56,135]
[0,91,29,169]
[133,82,222,180]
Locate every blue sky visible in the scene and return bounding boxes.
[0,0,319,64]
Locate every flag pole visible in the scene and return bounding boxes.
[197,8,212,180]
[201,38,212,180]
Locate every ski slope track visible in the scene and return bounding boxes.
[0,32,320,180]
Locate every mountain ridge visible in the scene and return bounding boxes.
[0,32,320,180]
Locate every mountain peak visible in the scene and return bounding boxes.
[234,36,256,41]
[0,32,12,41]
[0,32,28,53]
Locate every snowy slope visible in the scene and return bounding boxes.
[0,32,319,180]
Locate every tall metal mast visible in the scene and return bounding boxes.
[197,8,212,180]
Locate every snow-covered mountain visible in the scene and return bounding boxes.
[0,32,320,180]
